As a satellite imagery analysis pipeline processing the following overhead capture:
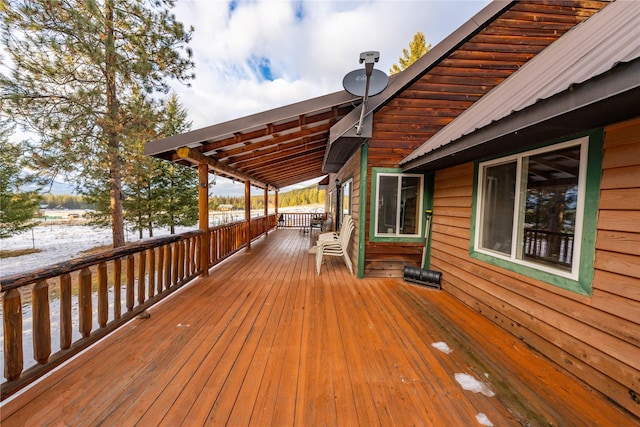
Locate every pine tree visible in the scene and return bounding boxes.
[0,120,41,238]
[1,0,195,247]
[389,32,431,75]
[121,89,160,238]
[153,93,198,234]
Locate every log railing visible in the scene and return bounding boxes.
[276,212,327,229]
[0,213,279,399]
[523,228,574,267]
[0,231,204,399]
[205,214,277,268]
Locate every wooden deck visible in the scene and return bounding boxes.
[1,229,636,426]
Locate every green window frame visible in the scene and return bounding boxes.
[470,131,603,295]
[371,168,424,242]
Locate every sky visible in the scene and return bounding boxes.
[164,0,491,196]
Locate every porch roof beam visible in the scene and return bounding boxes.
[176,147,273,190]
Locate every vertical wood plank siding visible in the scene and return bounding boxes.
[354,1,612,276]
[429,117,640,418]
[331,149,362,275]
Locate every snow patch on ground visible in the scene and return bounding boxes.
[476,413,494,426]
[0,224,193,278]
[455,372,495,397]
[431,341,453,354]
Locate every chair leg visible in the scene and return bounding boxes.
[343,253,353,275]
[316,246,323,275]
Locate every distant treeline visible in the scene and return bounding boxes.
[210,186,325,210]
[40,194,94,210]
[41,186,325,211]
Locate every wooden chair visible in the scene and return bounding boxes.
[316,215,354,275]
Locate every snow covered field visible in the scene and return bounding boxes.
[0,223,195,278]
[0,205,322,278]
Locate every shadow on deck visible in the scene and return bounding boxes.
[0,229,635,425]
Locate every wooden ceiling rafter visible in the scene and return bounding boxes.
[254,161,325,188]
[198,105,351,155]
[216,122,333,161]
[226,135,326,166]
[237,146,326,174]
[175,147,273,190]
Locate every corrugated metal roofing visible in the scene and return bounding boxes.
[402,0,640,165]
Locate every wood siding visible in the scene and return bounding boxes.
[331,149,362,274]
[429,117,640,418]
[357,1,611,276]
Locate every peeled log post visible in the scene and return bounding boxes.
[164,243,172,290]
[172,242,180,285]
[32,280,51,365]
[148,249,155,299]
[78,268,92,338]
[113,258,122,320]
[157,246,164,293]
[177,240,184,282]
[97,262,108,328]
[60,273,72,350]
[188,238,194,276]
[3,289,23,381]
[126,254,135,311]
[137,250,146,305]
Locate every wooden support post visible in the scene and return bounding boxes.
[264,186,269,236]
[97,262,108,328]
[148,249,155,298]
[3,289,23,381]
[245,179,251,250]
[32,280,51,365]
[113,259,122,320]
[126,255,135,311]
[198,163,209,276]
[60,273,72,349]
[137,250,146,305]
[78,268,92,338]
[164,244,172,290]
[157,247,164,293]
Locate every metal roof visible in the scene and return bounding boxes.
[402,0,640,169]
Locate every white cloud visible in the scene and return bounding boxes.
[167,0,491,194]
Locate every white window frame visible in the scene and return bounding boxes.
[474,137,589,280]
[374,172,423,238]
[341,178,353,216]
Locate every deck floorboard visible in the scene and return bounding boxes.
[1,229,636,426]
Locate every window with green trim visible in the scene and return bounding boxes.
[474,136,592,283]
[374,172,423,238]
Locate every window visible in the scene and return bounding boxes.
[374,172,423,238]
[342,179,352,216]
[475,137,589,280]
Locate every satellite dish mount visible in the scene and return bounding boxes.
[342,51,388,137]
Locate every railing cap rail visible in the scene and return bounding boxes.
[1,230,204,291]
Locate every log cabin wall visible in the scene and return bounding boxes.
[332,148,363,275]
[428,117,640,418]
[354,1,612,277]
[364,140,425,277]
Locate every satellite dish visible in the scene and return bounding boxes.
[342,68,389,97]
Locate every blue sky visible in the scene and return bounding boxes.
[36,1,491,196]
[168,0,491,196]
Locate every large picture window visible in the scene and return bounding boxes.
[374,172,423,238]
[475,137,588,280]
